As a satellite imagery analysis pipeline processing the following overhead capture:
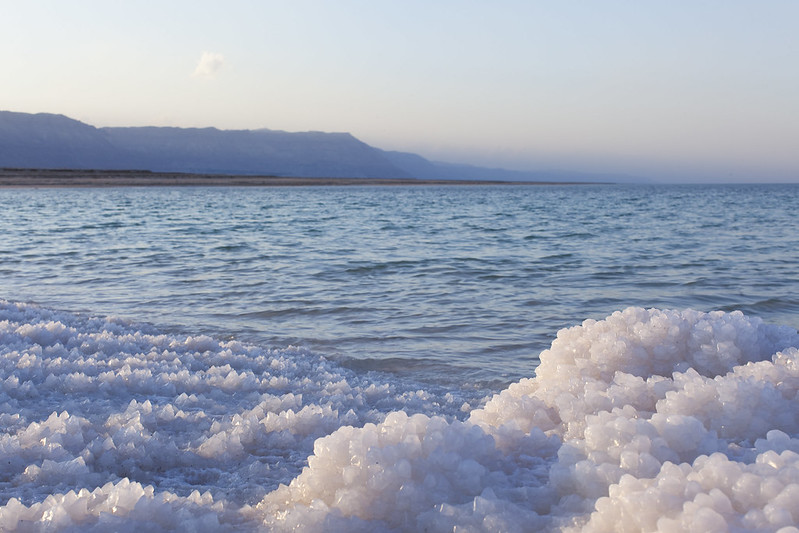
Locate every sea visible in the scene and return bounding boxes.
[1,183,798,531]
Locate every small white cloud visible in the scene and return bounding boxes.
[193,52,225,78]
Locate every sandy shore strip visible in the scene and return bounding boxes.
[0,168,595,188]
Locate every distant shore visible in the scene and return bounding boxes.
[0,168,599,188]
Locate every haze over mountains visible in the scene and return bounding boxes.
[0,111,631,182]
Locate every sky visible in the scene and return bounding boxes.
[2,1,798,183]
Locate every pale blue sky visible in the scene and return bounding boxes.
[2,1,798,182]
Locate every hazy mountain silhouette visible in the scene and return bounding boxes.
[0,111,122,169]
[0,111,634,182]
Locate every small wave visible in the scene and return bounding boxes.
[210,243,255,252]
[750,297,799,312]
[343,259,430,275]
[539,252,575,261]
[237,305,371,319]
[557,231,596,239]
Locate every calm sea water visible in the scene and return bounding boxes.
[1,183,797,390]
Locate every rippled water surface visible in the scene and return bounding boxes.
[2,183,797,388]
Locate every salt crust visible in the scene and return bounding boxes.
[1,302,799,531]
[0,300,463,531]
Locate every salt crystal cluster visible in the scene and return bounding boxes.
[2,301,799,532]
[0,300,464,530]
[262,308,799,532]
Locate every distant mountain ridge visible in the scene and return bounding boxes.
[0,111,629,182]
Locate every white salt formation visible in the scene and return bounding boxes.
[0,300,465,531]
[1,301,799,531]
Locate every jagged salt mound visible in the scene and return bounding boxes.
[262,308,799,532]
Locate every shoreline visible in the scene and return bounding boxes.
[0,168,601,188]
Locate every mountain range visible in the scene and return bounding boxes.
[0,111,631,182]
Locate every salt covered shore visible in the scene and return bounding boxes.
[1,300,799,531]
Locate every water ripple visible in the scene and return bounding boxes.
[1,183,797,386]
